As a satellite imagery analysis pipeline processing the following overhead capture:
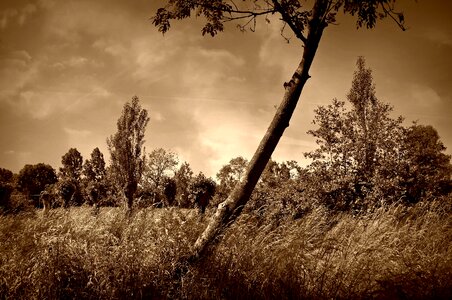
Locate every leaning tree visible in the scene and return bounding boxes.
[153,0,408,260]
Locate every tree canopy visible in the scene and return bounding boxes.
[17,163,57,202]
[153,0,406,40]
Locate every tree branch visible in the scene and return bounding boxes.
[380,2,407,31]
[271,0,307,44]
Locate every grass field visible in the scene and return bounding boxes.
[1,198,451,299]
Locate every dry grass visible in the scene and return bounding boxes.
[1,198,451,299]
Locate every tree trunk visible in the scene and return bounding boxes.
[189,1,329,261]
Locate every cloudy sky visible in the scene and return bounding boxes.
[1,0,451,177]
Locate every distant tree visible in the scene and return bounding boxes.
[190,172,216,214]
[107,96,150,211]
[216,156,248,199]
[0,167,14,210]
[60,148,83,181]
[83,147,107,207]
[163,177,177,206]
[0,168,13,183]
[59,148,84,206]
[83,147,106,183]
[154,0,408,259]
[142,148,178,196]
[305,57,405,209]
[17,163,57,206]
[400,124,452,202]
[260,159,292,189]
[174,162,194,208]
[251,160,306,219]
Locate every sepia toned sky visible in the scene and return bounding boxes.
[1,0,451,177]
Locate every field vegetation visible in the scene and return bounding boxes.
[0,197,451,299]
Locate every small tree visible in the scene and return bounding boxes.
[163,177,177,206]
[190,172,216,214]
[142,148,178,200]
[107,96,149,211]
[174,162,194,208]
[216,156,248,199]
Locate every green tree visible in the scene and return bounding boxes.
[153,0,407,259]
[305,58,404,209]
[400,124,452,202]
[107,96,150,211]
[174,162,194,208]
[17,163,57,206]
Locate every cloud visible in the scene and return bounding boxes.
[18,3,37,26]
[0,3,39,29]
[410,85,443,107]
[191,103,264,176]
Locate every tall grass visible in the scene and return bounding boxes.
[1,198,451,299]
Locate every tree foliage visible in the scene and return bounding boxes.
[0,167,14,209]
[153,0,405,39]
[60,148,83,181]
[305,57,405,209]
[400,124,452,202]
[190,172,216,213]
[107,96,149,210]
[83,147,107,206]
[174,162,194,208]
[142,148,178,194]
[17,163,57,205]
[305,58,452,209]
[83,147,106,183]
[216,156,248,198]
[58,148,84,206]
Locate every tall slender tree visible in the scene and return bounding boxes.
[153,0,408,259]
[174,162,194,207]
[107,96,150,211]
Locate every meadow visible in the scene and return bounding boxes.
[1,197,451,299]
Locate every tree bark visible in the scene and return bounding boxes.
[189,0,329,261]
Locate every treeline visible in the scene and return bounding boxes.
[0,147,217,213]
[1,57,451,215]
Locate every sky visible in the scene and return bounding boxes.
[0,0,451,178]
